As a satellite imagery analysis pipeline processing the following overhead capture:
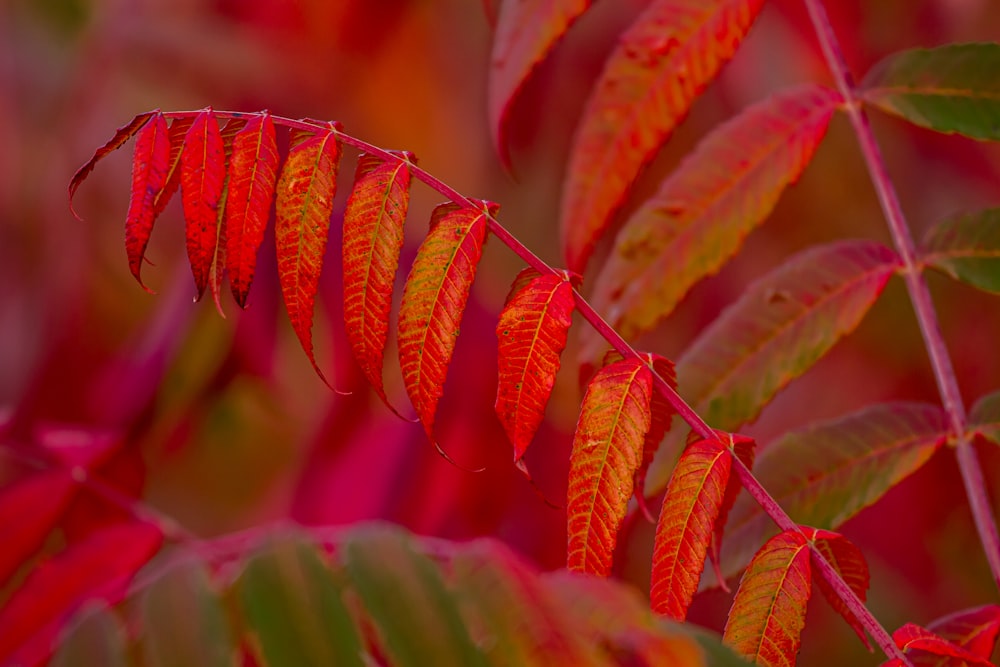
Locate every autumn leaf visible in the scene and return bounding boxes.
[801,527,871,649]
[124,111,171,291]
[274,123,342,387]
[914,604,1000,666]
[180,108,227,300]
[892,623,994,667]
[723,530,812,667]
[922,207,1000,294]
[560,0,765,273]
[342,152,413,412]
[398,201,496,441]
[0,471,78,585]
[969,390,1000,447]
[707,433,756,588]
[495,269,576,461]
[567,357,652,576]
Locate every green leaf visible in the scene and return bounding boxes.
[140,555,236,667]
[969,390,1000,446]
[719,402,948,582]
[52,603,127,667]
[239,535,364,667]
[923,207,1000,294]
[860,43,1000,141]
[343,523,488,667]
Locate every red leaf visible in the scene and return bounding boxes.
[342,152,413,411]
[398,201,496,440]
[124,112,171,291]
[0,521,163,666]
[650,437,731,619]
[567,357,652,575]
[274,123,342,386]
[0,471,78,585]
[226,112,280,308]
[922,604,1000,664]
[723,530,812,667]
[180,109,227,300]
[495,269,576,461]
[152,116,195,225]
[560,0,765,273]
[707,432,756,587]
[69,111,157,220]
[488,0,593,164]
[634,352,677,518]
[802,527,872,650]
[893,624,994,667]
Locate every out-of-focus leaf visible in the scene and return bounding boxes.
[274,123,342,386]
[495,269,575,461]
[560,0,765,273]
[719,403,948,582]
[802,527,871,650]
[723,530,812,667]
[398,201,496,441]
[923,207,1000,294]
[488,0,592,164]
[51,603,127,667]
[585,85,841,359]
[893,623,994,666]
[239,535,364,667]
[860,43,1000,141]
[124,111,171,291]
[647,240,900,496]
[567,358,652,575]
[0,470,77,584]
[0,521,163,666]
[343,523,487,667]
[180,108,227,300]
[970,390,1000,446]
[912,604,1000,666]
[342,152,413,412]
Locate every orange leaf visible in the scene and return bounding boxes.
[560,0,765,273]
[0,471,78,585]
[342,152,413,411]
[724,529,812,667]
[180,109,227,300]
[488,0,593,164]
[650,437,731,619]
[893,624,995,667]
[707,432,756,586]
[398,201,497,440]
[635,352,677,518]
[124,111,171,291]
[225,112,280,308]
[567,357,652,575]
[495,269,576,461]
[802,527,871,650]
[274,123,342,386]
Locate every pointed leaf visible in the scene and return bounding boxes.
[124,111,171,290]
[488,0,593,164]
[342,152,413,408]
[918,604,1000,665]
[398,201,496,440]
[802,527,871,650]
[650,437,732,619]
[970,390,1000,446]
[495,269,575,460]
[180,109,227,299]
[861,43,1000,141]
[567,358,652,575]
[893,624,994,667]
[723,530,812,667]
[719,403,948,582]
[647,240,900,496]
[225,112,280,308]
[0,521,163,666]
[636,352,678,514]
[275,124,342,385]
[0,471,78,585]
[923,207,1000,294]
[239,535,364,667]
[51,603,127,667]
[585,85,841,357]
[708,433,756,581]
[560,0,765,273]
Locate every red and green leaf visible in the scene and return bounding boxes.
[650,437,732,619]
[969,390,1000,446]
[802,527,871,649]
[488,0,593,164]
[723,530,812,667]
[342,152,413,411]
[398,201,496,440]
[567,357,652,576]
[180,108,227,300]
[274,123,342,386]
[225,112,280,308]
[916,604,1000,665]
[560,0,765,273]
[0,471,78,585]
[495,269,576,461]
[124,111,171,291]
[584,85,841,360]
[860,43,1000,141]
[892,624,995,667]
[922,207,1000,294]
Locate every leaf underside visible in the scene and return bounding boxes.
[125,112,171,291]
[922,206,1000,294]
[180,108,227,300]
[801,527,871,649]
[892,623,995,666]
[913,604,1000,666]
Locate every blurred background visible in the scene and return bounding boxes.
[1,0,999,664]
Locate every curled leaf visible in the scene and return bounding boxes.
[180,109,227,300]
[802,527,871,649]
[125,112,171,291]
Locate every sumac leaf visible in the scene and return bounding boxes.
[635,352,678,517]
[802,527,871,650]
[275,123,342,386]
[916,604,1000,665]
[180,108,227,300]
[0,471,78,585]
[723,530,812,667]
[567,357,652,575]
[560,0,765,273]
[970,390,1000,446]
[708,433,756,582]
[861,43,1000,141]
[124,111,171,291]
[495,269,575,461]
[342,152,413,410]
[893,624,994,667]
[51,603,128,667]
[398,201,496,441]
[923,207,1000,294]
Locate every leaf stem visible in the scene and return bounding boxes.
[802,0,1000,591]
